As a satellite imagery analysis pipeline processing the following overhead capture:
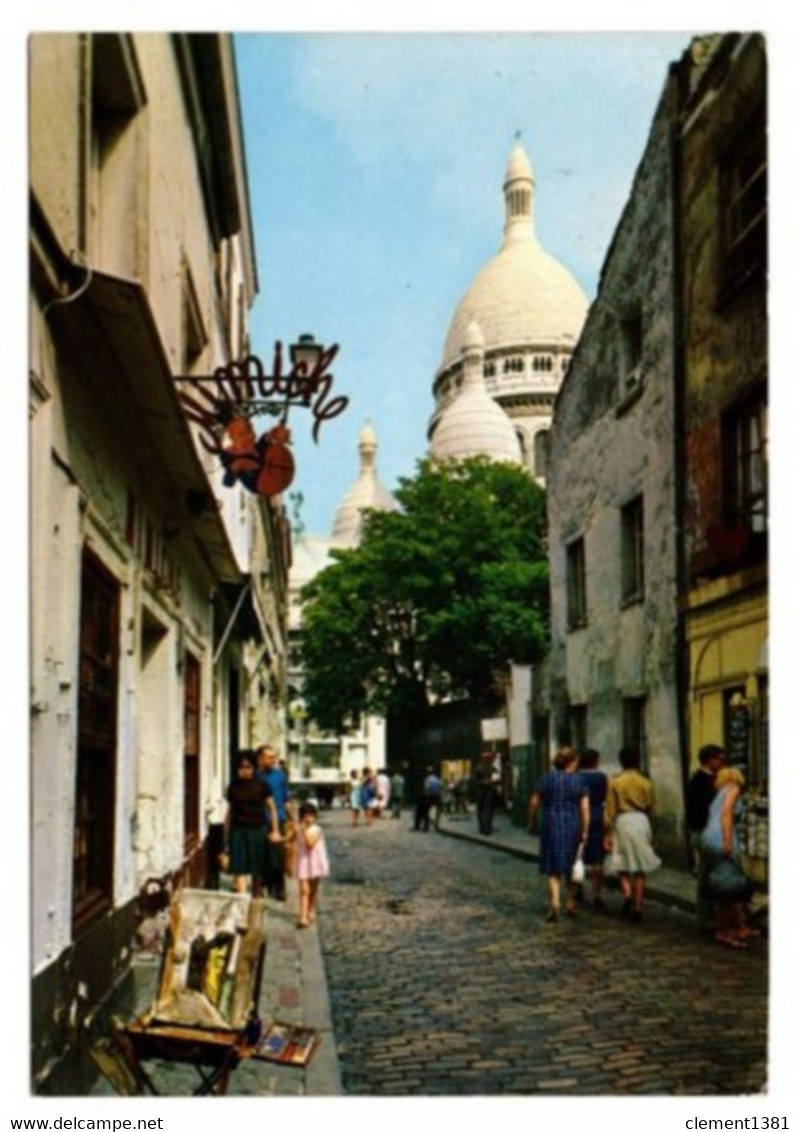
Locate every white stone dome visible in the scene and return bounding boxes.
[438,141,588,375]
[331,421,399,546]
[429,321,522,465]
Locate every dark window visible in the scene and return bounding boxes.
[182,261,207,372]
[183,653,201,849]
[622,696,648,774]
[534,430,550,478]
[514,429,526,464]
[720,104,767,293]
[566,537,587,630]
[723,388,767,535]
[89,35,145,267]
[532,712,550,781]
[620,494,645,605]
[73,552,119,936]
[569,705,588,754]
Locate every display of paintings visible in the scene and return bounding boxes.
[151,889,266,1031]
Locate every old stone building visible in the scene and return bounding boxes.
[676,34,768,879]
[546,33,768,868]
[546,63,685,861]
[29,33,289,1080]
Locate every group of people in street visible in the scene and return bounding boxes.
[226,739,758,945]
[348,766,404,825]
[223,744,330,929]
[527,743,759,946]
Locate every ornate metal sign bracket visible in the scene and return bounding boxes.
[176,338,349,498]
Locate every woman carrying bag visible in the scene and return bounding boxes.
[700,766,757,949]
[528,747,589,922]
[604,747,661,923]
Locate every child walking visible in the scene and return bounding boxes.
[294,801,330,928]
[349,769,362,827]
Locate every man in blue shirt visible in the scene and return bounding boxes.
[257,744,293,901]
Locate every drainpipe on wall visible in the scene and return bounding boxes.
[668,67,693,870]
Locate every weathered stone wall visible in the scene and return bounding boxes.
[547,76,686,861]
[680,35,767,575]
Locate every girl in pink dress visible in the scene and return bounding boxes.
[294,802,330,928]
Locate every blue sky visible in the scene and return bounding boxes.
[235,32,692,536]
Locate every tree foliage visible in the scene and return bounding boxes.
[300,457,549,731]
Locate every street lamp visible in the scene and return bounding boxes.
[289,333,325,406]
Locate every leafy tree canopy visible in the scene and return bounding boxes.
[300,457,549,731]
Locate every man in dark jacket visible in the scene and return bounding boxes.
[686,743,726,931]
[474,751,497,836]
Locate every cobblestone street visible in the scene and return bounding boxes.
[317,808,767,1096]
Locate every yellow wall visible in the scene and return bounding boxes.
[686,573,768,883]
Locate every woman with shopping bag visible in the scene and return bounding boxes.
[604,747,661,923]
[700,766,756,949]
[528,747,589,922]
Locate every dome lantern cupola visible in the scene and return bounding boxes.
[503,138,536,246]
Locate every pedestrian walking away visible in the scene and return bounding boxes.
[528,747,589,921]
[294,801,330,928]
[413,766,441,831]
[577,748,608,909]
[360,768,378,826]
[390,767,406,818]
[604,747,661,922]
[349,769,363,827]
[426,766,443,830]
[375,768,391,817]
[474,750,496,836]
[686,743,726,933]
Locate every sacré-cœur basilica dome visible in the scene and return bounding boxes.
[428,140,588,480]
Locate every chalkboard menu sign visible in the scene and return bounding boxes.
[725,698,751,776]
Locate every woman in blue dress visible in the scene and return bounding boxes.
[529,748,589,921]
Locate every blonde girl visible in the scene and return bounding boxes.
[294,802,330,928]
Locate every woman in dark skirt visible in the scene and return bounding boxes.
[577,748,608,909]
[529,748,589,921]
[224,752,279,896]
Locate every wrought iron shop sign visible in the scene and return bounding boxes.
[176,342,348,498]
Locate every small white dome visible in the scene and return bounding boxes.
[429,320,521,466]
[331,421,399,546]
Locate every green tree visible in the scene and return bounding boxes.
[300,456,549,732]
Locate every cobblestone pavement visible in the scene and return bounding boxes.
[317,808,768,1097]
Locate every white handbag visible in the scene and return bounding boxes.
[571,845,585,883]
